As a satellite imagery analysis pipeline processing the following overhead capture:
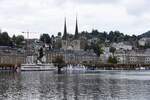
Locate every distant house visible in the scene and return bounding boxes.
[111,42,132,50]
[47,50,98,64]
[62,39,81,51]
[88,37,99,44]
[114,49,150,64]
[138,37,150,46]
[114,49,128,64]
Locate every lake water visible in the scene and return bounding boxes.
[0,70,150,100]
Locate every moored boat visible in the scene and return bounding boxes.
[21,63,56,71]
[62,64,87,72]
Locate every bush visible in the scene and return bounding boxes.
[108,56,117,64]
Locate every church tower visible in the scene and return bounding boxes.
[62,18,67,40]
[62,17,81,51]
[74,17,79,39]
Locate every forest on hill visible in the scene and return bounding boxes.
[0,29,149,47]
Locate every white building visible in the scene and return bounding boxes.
[47,50,98,64]
[138,38,150,46]
[112,42,132,50]
[100,47,112,63]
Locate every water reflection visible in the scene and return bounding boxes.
[0,71,150,100]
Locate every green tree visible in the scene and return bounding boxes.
[98,45,104,57]
[57,32,62,37]
[12,35,25,48]
[92,43,104,57]
[108,56,117,64]
[12,35,16,43]
[109,47,116,57]
[0,32,11,46]
[40,34,51,43]
[16,35,24,45]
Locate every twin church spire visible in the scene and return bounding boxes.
[74,17,79,39]
[63,18,67,40]
[62,17,79,40]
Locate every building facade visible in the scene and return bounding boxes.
[0,53,25,64]
[47,50,98,64]
[115,49,150,64]
[112,42,132,50]
[62,40,81,51]
[138,38,150,46]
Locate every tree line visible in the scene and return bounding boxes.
[80,29,139,43]
[0,31,25,47]
[0,29,148,48]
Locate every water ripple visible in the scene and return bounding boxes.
[0,71,150,100]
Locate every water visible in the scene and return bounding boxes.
[0,71,150,100]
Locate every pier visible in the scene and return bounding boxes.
[0,64,20,71]
[83,63,150,70]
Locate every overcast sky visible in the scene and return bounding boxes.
[0,0,150,38]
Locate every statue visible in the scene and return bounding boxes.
[36,45,46,64]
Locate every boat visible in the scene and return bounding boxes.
[21,63,56,71]
[135,67,146,70]
[21,41,57,71]
[21,55,57,71]
[62,64,87,72]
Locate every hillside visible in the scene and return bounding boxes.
[138,31,150,38]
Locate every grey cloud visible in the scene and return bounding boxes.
[71,0,119,4]
[122,0,150,16]
[54,0,119,5]
[0,0,149,38]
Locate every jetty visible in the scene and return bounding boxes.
[0,64,20,71]
[83,63,150,70]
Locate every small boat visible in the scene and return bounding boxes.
[63,64,87,72]
[135,67,146,70]
[140,67,145,70]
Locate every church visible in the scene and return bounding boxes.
[61,18,81,51]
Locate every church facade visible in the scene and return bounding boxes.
[62,40,81,51]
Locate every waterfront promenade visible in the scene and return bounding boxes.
[84,63,150,70]
[0,51,150,71]
[1,63,150,71]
